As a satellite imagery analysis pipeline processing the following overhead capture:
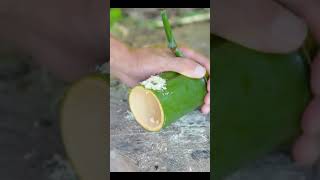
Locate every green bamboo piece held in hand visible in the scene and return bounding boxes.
[212,34,311,179]
[160,10,184,57]
[128,10,207,131]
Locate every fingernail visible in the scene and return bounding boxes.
[194,65,206,77]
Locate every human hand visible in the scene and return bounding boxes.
[212,0,320,166]
[110,37,210,114]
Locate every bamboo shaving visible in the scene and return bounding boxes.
[125,110,135,121]
[140,75,167,91]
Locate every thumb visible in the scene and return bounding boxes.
[212,0,307,53]
[160,57,207,78]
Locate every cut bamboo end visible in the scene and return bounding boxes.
[129,86,164,132]
[60,75,107,180]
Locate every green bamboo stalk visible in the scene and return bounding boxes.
[161,9,184,57]
[212,34,310,179]
[161,9,209,80]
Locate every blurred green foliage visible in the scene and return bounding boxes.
[110,8,123,28]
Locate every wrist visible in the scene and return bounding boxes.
[110,36,136,79]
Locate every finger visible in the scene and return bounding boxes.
[204,93,210,105]
[117,74,138,87]
[311,52,320,95]
[207,80,210,92]
[180,47,210,72]
[293,134,320,166]
[201,104,210,114]
[212,0,307,53]
[301,97,320,135]
[160,57,206,79]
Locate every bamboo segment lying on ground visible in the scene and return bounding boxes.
[60,73,108,180]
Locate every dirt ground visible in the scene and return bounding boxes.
[110,9,210,172]
[225,151,320,180]
[0,47,77,179]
